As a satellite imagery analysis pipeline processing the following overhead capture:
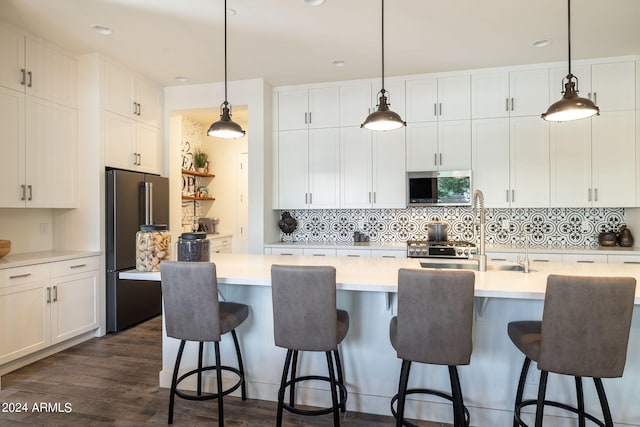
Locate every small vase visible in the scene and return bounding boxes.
[618,225,634,247]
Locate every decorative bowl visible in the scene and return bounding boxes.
[0,240,11,258]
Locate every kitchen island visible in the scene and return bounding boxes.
[122,254,640,426]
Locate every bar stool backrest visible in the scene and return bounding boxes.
[160,261,221,342]
[271,265,337,351]
[397,269,475,365]
[539,274,636,378]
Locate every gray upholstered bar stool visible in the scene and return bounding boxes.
[270,264,349,427]
[160,261,249,426]
[390,268,475,427]
[508,274,636,427]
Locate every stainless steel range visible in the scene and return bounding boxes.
[406,240,477,259]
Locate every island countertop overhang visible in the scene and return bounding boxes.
[119,253,640,304]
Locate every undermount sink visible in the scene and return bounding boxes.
[419,260,530,272]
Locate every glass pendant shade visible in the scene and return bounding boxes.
[207,103,246,138]
[542,77,600,122]
[542,0,599,122]
[362,91,406,131]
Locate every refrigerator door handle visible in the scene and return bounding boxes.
[144,181,153,224]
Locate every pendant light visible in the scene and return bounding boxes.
[361,0,406,131]
[207,0,246,139]
[541,0,599,122]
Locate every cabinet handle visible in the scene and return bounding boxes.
[53,285,58,302]
[305,193,308,204]
[312,254,326,256]
[133,153,138,165]
[439,153,442,165]
[594,188,598,202]
[490,258,507,261]
[588,188,592,202]
[9,273,31,279]
[439,103,442,116]
[304,112,308,124]
[21,184,26,201]
[510,97,514,111]
[373,192,377,203]
[27,71,32,87]
[623,261,640,264]
[133,101,137,115]
[280,253,294,256]
[369,192,372,203]
[28,185,32,201]
[137,153,142,165]
[70,264,87,269]
[532,259,550,262]
[587,92,592,100]
[511,189,515,202]
[505,98,509,112]
[137,103,142,116]
[347,254,361,257]
[309,112,312,124]
[309,193,313,204]
[20,68,26,86]
[506,189,509,202]
[593,92,597,104]
[577,260,594,263]
[46,287,51,304]
[434,103,437,117]
[382,255,396,258]
[434,153,438,166]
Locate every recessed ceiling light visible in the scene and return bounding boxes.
[175,76,189,83]
[92,25,113,36]
[305,0,325,5]
[332,60,345,67]
[532,39,551,48]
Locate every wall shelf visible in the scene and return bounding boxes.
[182,169,215,178]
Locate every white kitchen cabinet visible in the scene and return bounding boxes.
[339,126,406,209]
[339,82,371,127]
[561,254,608,264]
[406,120,471,171]
[104,59,160,127]
[405,75,470,122]
[0,24,76,108]
[0,264,50,365]
[105,111,160,174]
[49,258,99,344]
[472,117,549,208]
[277,128,340,209]
[209,235,233,254]
[0,257,100,366]
[278,86,339,131]
[551,110,635,207]
[472,67,549,119]
[550,61,635,112]
[607,255,640,264]
[0,86,77,208]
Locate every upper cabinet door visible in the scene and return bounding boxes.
[308,87,339,129]
[0,86,26,207]
[340,127,373,209]
[278,89,308,130]
[472,118,510,208]
[508,68,549,117]
[308,128,340,208]
[405,78,438,123]
[509,116,550,208]
[104,60,136,118]
[0,24,25,92]
[591,61,635,112]
[437,75,471,121]
[339,83,371,127]
[372,129,406,208]
[134,77,161,128]
[25,37,77,108]
[472,71,509,119]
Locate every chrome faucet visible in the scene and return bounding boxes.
[517,230,531,273]
[472,190,487,272]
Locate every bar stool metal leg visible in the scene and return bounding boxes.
[289,350,299,407]
[326,351,340,426]
[197,342,204,396]
[277,349,293,427]
[230,330,247,400]
[513,357,531,427]
[395,359,411,427]
[594,378,614,427]
[534,370,549,427]
[449,366,466,427]
[214,341,224,427]
[333,349,346,412]
[169,340,187,424]
[575,376,585,427]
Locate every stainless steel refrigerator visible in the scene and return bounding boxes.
[105,169,169,332]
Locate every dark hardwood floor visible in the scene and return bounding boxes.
[0,316,448,426]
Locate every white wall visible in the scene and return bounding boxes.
[164,78,278,253]
[0,209,53,254]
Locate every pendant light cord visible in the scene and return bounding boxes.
[381,0,385,93]
[567,0,572,76]
[223,0,229,104]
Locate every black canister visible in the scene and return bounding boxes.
[177,232,210,262]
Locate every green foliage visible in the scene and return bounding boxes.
[193,147,208,168]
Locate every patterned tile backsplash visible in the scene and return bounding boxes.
[277,207,625,248]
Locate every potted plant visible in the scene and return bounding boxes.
[193,148,208,172]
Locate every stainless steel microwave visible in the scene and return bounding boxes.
[407,170,472,206]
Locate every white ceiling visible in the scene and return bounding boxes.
[1,0,639,89]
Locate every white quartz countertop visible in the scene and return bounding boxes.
[0,250,101,269]
[120,253,640,304]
